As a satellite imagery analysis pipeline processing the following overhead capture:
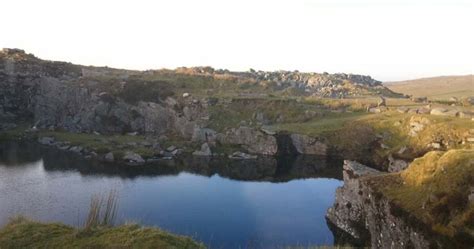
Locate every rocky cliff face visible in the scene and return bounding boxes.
[327,160,455,249]
[0,49,207,138]
[0,49,335,157]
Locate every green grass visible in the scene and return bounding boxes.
[0,124,30,141]
[270,111,367,137]
[207,98,328,132]
[0,217,205,249]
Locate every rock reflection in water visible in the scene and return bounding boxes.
[0,141,342,181]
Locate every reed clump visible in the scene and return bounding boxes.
[84,190,118,229]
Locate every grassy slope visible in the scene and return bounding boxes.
[385,75,474,100]
[266,101,472,168]
[0,217,204,249]
[370,149,474,240]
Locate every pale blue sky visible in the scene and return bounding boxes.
[1,0,472,81]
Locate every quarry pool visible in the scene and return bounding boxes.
[0,141,343,248]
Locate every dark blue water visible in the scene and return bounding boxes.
[0,142,342,248]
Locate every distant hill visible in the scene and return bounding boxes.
[385,75,473,100]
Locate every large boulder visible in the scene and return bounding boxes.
[123,151,145,164]
[430,108,447,116]
[290,134,327,156]
[217,126,278,155]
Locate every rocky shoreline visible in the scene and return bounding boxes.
[32,128,329,165]
[327,160,472,249]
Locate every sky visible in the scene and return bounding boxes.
[0,0,472,81]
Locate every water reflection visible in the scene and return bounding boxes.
[0,141,343,248]
[0,141,342,181]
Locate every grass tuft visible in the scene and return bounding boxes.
[84,190,118,229]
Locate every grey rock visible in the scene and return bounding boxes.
[327,160,442,248]
[368,106,387,113]
[192,143,212,156]
[104,152,114,162]
[171,149,181,156]
[458,111,474,119]
[429,142,441,149]
[260,126,276,135]
[228,151,258,160]
[191,127,217,144]
[388,154,409,172]
[444,109,459,117]
[69,146,83,153]
[449,97,458,102]
[165,97,178,107]
[58,145,70,150]
[430,108,447,116]
[123,151,145,164]
[469,187,474,203]
[396,107,409,113]
[397,146,407,155]
[218,126,277,155]
[417,107,431,114]
[140,141,152,147]
[408,116,431,137]
[290,134,327,155]
[38,136,55,145]
[166,146,177,152]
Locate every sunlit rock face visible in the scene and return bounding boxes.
[327,160,453,249]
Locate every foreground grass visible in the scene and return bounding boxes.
[0,218,355,249]
[371,149,474,240]
[0,217,205,249]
